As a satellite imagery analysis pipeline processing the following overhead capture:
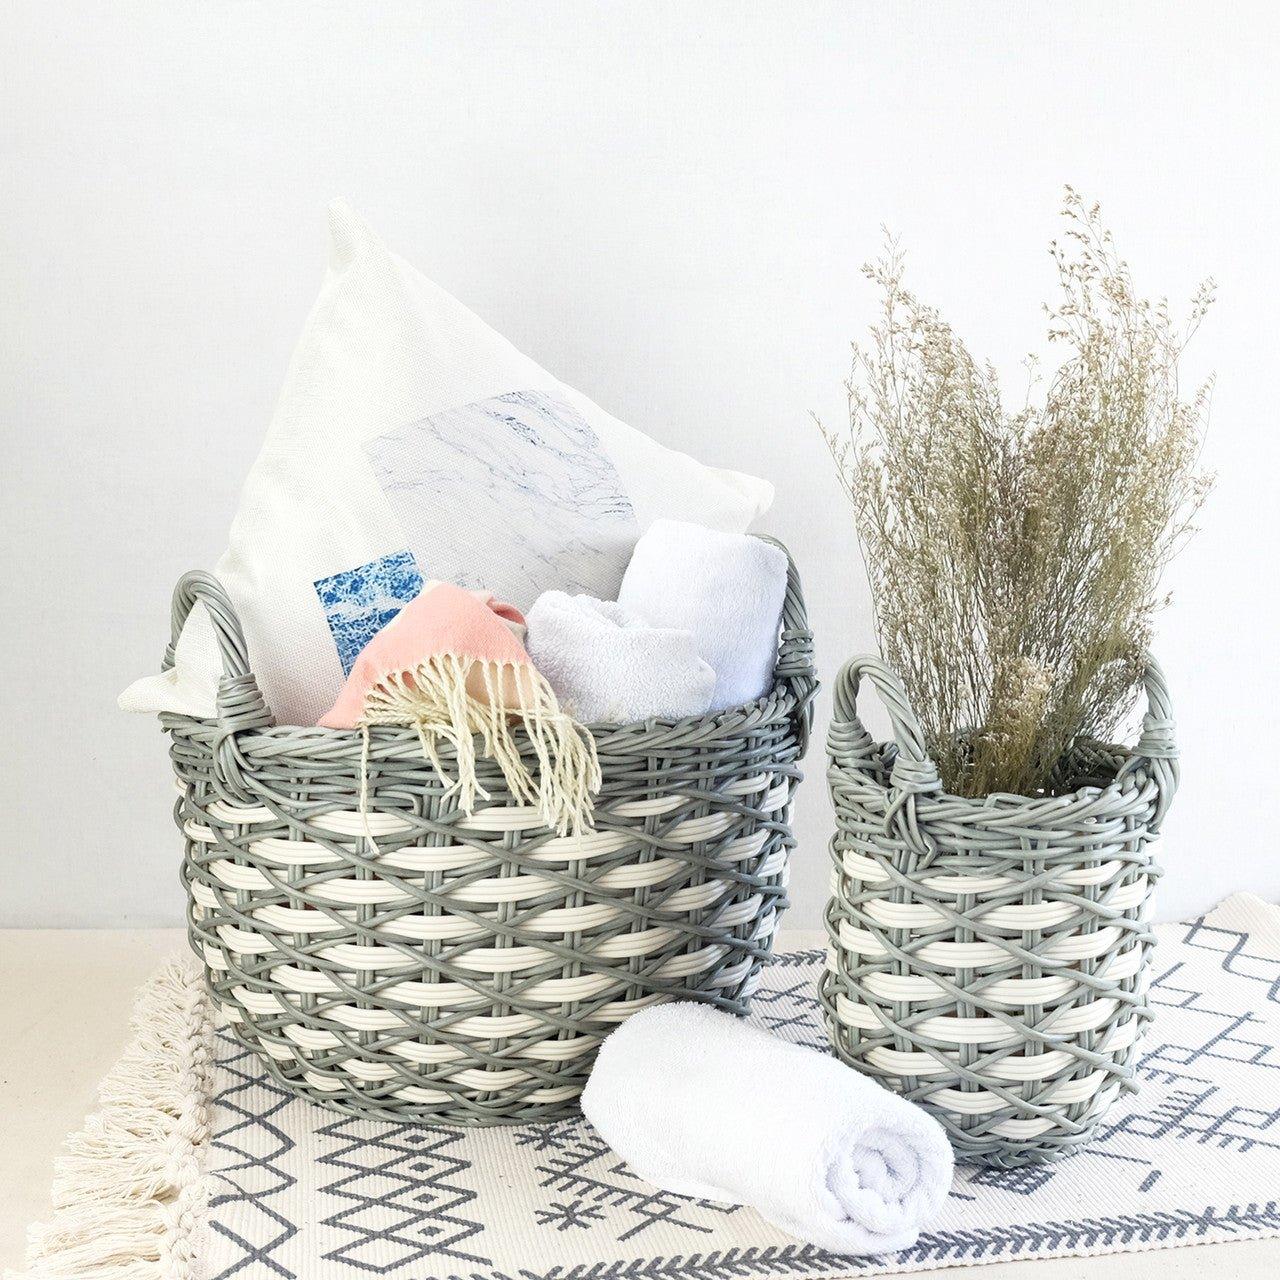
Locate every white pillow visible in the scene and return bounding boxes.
[120,204,772,727]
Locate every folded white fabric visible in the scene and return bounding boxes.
[617,519,787,712]
[581,1003,954,1256]
[525,591,714,724]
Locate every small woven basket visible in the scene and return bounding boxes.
[163,539,815,1124]
[820,655,1177,1167]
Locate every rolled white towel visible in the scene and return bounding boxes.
[525,591,715,725]
[618,519,788,712]
[581,1003,954,1256]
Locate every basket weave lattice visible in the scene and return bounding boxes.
[163,539,815,1124]
[820,655,1177,1167]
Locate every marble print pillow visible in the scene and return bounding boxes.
[119,204,772,726]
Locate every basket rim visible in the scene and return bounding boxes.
[829,733,1147,813]
[164,671,800,738]
[826,653,1178,834]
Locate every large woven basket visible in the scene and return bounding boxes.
[820,655,1177,1167]
[163,539,815,1124]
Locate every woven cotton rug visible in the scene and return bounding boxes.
[14,895,1280,1279]
[196,893,1280,1278]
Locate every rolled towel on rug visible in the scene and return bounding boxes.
[618,520,788,712]
[525,591,715,724]
[581,1003,954,1256]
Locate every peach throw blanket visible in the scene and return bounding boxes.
[319,581,600,835]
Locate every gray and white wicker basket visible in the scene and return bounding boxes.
[162,539,815,1124]
[820,655,1177,1166]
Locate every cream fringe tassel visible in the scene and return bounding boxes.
[358,653,602,838]
[9,961,212,1280]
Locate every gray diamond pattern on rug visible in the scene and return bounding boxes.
[317,1120,486,1270]
[199,894,1280,1279]
[205,1038,299,1271]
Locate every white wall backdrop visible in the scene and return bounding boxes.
[2,1,1277,928]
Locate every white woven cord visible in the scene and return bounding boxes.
[7,962,211,1280]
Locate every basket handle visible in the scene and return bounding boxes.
[831,656,937,777]
[164,571,275,733]
[829,655,943,865]
[756,535,817,755]
[1119,655,1179,830]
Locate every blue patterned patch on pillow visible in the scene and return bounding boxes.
[314,550,424,675]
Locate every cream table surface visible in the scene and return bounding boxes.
[1,928,1276,1279]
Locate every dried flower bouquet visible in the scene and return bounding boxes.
[819,188,1213,798]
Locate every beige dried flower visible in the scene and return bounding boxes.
[818,188,1213,797]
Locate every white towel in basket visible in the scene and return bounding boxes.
[618,519,788,712]
[581,1002,954,1256]
[525,591,714,724]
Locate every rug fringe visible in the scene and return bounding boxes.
[8,960,212,1280]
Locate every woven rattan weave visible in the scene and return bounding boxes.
[163,539,815,1124]
[820,655,1177,1167]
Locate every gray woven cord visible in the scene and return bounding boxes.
[821,656,1176,1167]
[162,538,815,1124]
